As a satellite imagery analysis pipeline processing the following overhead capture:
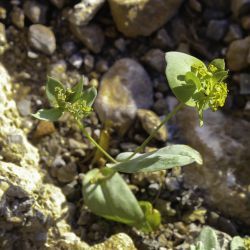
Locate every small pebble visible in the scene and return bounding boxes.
[148,183,160,196]
[33,121,56,138]
[83,54,95,72]
[17,99,31,116]
[206,19,229,41]
[68,53,83,69]
[24,0,47,24]
[28,24,56,55]
[11,7,25,28]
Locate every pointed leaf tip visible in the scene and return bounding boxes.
[111,144,202,173]
[46,77,65,106]
[32,108,63,121]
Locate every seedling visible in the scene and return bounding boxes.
[190,226,246,250]
[32,52,228,232]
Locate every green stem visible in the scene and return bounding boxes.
[76,120,118,164]
[124,102,184,161]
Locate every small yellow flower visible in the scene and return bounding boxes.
[187,62,228,126]
[55,86,92,120]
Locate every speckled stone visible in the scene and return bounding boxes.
[90,233,137,250]
[28,24,56,55]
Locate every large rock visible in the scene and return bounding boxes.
[108,0,183,37]
[0,63,89,249]
[226,36,250,71]
[176,107,250,226]
[0,66,38,167]
[95,58,153,134]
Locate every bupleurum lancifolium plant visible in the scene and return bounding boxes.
[32,52,228,233]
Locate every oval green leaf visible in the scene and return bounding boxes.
[82,86,97,106]
[67,78,84,103]
[32,108,64,121]
[165,52,206,107]
[109,145,202,173]
[82,169,145,226]
[46,76,65,106]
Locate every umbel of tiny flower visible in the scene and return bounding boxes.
[32,77,97,121]
[166,52,229,126]
[187,60,228,125]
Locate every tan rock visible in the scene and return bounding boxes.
[90,233,137,250]
[33,120,56,138]
[226,36,250,71]
[137,109,168,141]
[108,0,183,37]
[0,63,88,249]
[28,24,56,55]
[70,24,105,53]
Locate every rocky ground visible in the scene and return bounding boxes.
[0,0,250,249]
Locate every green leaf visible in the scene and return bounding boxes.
[46,77,65,106]
[209,58,225,71]
[213,71,228,82]
[165,52,206,107]
[82,168,145,226]
[185,71,202,90]
[67,78,85,103]
[230,236,245,250]
[138,201,161,233]
[82,86,97,106]
[109,145,202,173]
[197,227,219,250]
[32,108,63,121]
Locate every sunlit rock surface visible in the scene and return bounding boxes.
[176,107,250,225]
[108,0,183,37]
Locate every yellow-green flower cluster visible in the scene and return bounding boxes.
[55,86,92,120]
[191,63,228,112]
[186,61,228,126]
